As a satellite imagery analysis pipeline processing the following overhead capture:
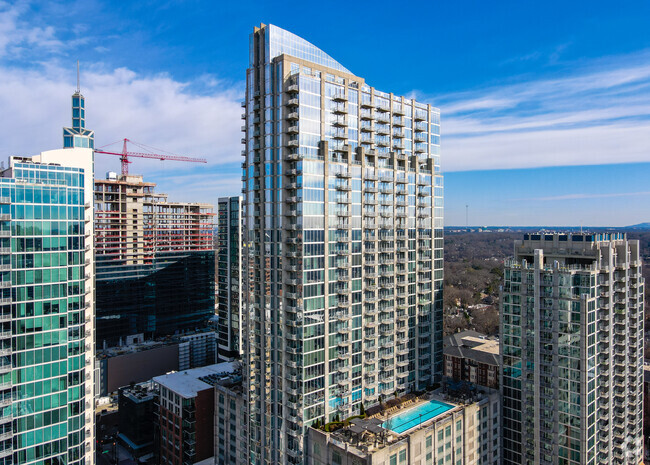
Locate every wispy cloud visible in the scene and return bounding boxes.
[426,51,650,171]
[518,191,650,202]
[0,1,87,57]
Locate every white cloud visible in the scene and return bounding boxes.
[0,63,243,178]
[434,53,650,171]
[443,122,650,172]
[3,0,650,209]
[0,1,68,56]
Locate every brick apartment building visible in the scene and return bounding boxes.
[443,330,499,389]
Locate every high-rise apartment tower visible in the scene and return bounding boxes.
[0,88,96,465]
[242,24,443,464]
[94,173,215,346]
[216,196,243,361]
[501,233,644,465]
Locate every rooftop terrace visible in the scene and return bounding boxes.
[313,392,465,455]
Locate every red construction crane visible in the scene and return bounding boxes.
[94,138,207,175]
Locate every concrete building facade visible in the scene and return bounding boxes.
[97,330,217,396]
[501,233,644,465]
[242,24,443,465]
[214,382,247,465]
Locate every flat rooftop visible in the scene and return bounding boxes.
[96,329,216,359]
[444,331,499,366]
[153,361,240,398]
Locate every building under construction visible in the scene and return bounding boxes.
[95,172,215,347]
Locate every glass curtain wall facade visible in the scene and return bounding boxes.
[501,233,644,465]
[216,196,243,361]
[242,24,443,465]
[94,175,215,347]
[0,160,92,465]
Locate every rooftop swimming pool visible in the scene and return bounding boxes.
[382,399,455,434]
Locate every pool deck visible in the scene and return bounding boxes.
[382,398,456,434]
[371,394,462,436]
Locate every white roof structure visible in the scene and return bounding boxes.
[153,361,240,398]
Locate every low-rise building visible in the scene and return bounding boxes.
[306,389,499,465]
[97,329,217,396]
[214,381,247,464]
[118,382,156,458]
[444,331,499,389]
[153,362,241,465]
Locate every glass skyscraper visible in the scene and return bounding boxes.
[0,151,95,465]
[242,24,443,464]
[0,89,97,465]
[216,196,242,361]
[501,233,644,465]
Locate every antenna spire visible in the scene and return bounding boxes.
[76,60,80,93]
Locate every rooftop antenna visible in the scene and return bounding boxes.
[76,60,80,93]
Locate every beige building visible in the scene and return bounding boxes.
[443,331,499,389]
[306,391,499,465]
[94,172,213,265]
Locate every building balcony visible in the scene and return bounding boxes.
[285,386,300,396]
[393,105,406,116]
[286,150,301,161]
[333,130,348,140]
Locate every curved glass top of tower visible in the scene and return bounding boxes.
[266,24,352,74]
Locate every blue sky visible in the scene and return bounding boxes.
[1,0,649,226]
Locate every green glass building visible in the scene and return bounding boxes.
[0,88,96,465]
[0,158,92,465]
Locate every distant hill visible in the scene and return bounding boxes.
[626,222,650,230]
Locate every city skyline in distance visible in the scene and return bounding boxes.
[0,1,649,226]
